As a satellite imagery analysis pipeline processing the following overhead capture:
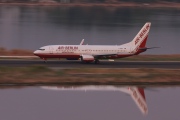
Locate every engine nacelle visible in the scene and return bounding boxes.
[81,55,94,63]
[66,58,79,60]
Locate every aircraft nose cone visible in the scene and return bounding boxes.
[33,50,38,55]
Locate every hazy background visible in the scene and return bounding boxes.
[0,6,180,54]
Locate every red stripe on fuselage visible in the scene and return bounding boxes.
[117,54,133,58]
[34,54,80,59]
[34,53,134,59]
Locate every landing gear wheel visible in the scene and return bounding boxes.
[42,58,47,63]
[80,56,84,63]
[94,59,100,64]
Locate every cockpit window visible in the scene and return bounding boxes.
[38,48,45,51]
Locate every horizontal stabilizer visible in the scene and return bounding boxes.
[139,47,160,50]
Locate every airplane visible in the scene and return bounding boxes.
[42,85,148,115]
[34,22,155,63]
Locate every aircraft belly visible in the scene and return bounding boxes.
[117,54,133,58]
[36,53,80,58]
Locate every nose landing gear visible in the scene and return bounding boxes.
[41,58,47,63]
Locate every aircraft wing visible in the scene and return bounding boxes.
[93,54,117,58]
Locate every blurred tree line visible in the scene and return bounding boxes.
[0,0,180,3]
[71,0,180,3]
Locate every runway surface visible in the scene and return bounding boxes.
[0,59,180,69]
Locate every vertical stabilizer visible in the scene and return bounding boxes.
[130,22,151,53]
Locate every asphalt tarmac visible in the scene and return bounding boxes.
[0,59,180,69]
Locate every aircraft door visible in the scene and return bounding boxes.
[49,47,54,54]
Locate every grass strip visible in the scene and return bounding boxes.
[0,66,180,85]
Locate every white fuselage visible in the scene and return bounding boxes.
[34,44,133,58]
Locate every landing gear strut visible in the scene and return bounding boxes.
[42,58,47,63]
[80,56,84,63]
[94,59,100,64]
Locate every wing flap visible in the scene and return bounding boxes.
[93,54,117,58]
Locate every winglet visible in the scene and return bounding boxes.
[80,39,85,45]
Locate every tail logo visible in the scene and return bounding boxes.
[135,24,150,45]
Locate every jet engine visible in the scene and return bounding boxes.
[81,55,94,63]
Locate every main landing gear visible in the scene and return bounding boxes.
[94,59,100,64]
